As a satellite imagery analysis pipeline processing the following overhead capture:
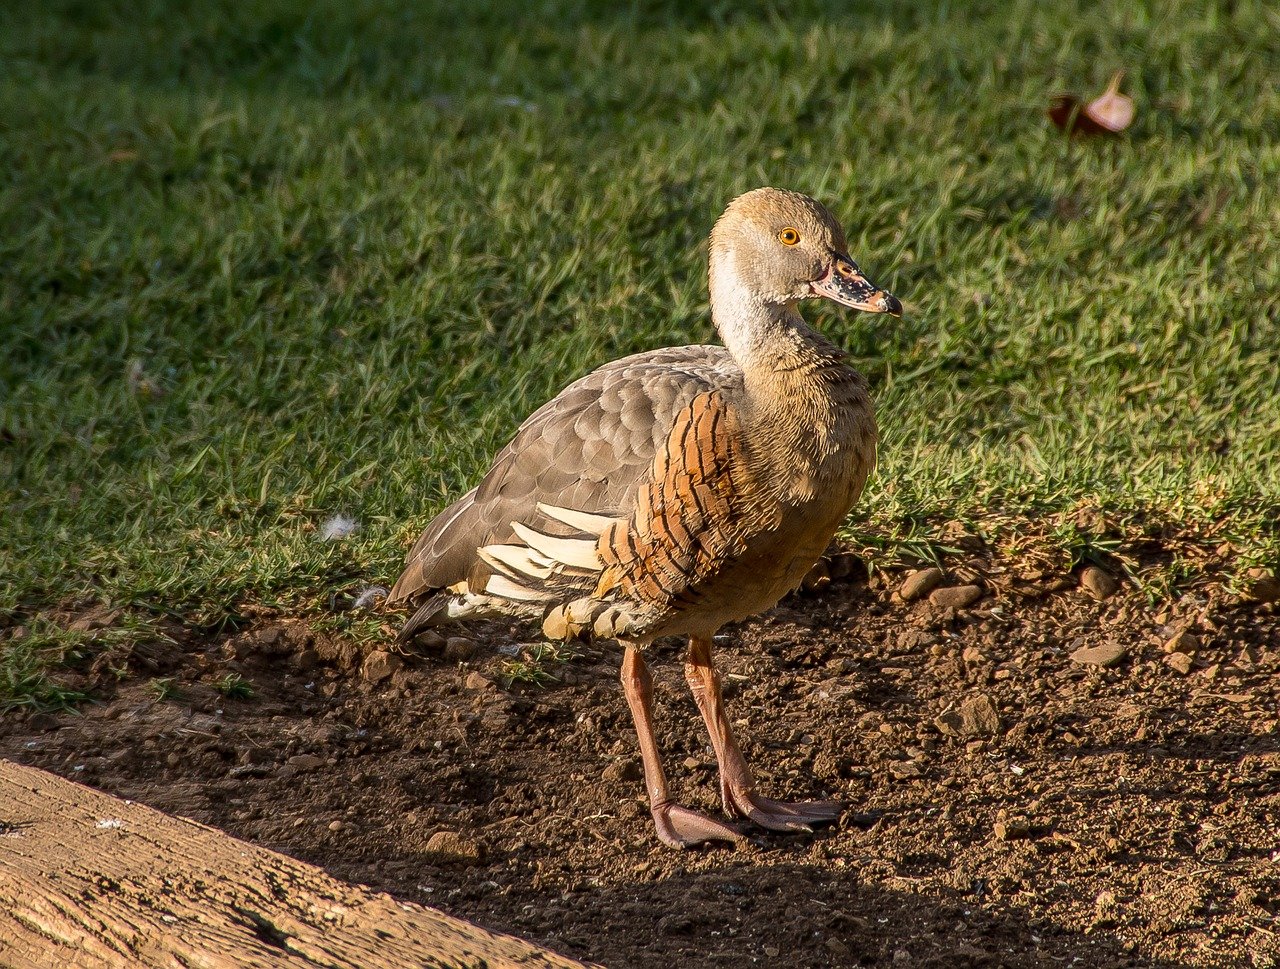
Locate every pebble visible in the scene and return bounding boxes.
[1079,566,1119,600]
[444,637,477,661]
[896,629,937,652]
[415,630,448,650]
[1244,568,1280,602]
[328,820,346,832]
[961,646,986,665]
[935,694,1002,738]
[682,756,702,771]
[424,830,484,864]
[293,648,318,672]
[930,584,984,610]
[361,650,402,684]
[1165,652,1194,675]
[602,760,642,784]
[994,818,1031,841]
[27,713,59,732]
[827,552,864,581]
[464,671,496,692]
[69,609,120,633]
[1069,642,1127,667]
[900,568,944,602]
[1163,630,1199,655]
[287,754,325,770]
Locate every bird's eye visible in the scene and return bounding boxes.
[778,227,800,246]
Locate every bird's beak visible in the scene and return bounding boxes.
[810,255,902,316]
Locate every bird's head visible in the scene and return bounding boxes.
[708,187,901,316]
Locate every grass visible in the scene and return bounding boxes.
[499,642,581,689]
[2,0,1278,690]
[214,671,254,700]
[146,676,179,702]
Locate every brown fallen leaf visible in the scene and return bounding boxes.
[1049,71,1135,135]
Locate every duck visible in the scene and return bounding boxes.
[389,187,901,848]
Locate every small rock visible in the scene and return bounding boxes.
[826,938,851,958]
[287,754,325,770]
[1165,652,1194,675]
[930,584,984,610]
[602,760,642,784]
[896,629,937,652]
[900,568,944,602]
[69,609,120,633]
[827,552,866,582]
[444,637,477,662]
[961,646,986,665]
[423,830,484,864]
[239,746,274,766]
[361,650,402,684]
[409,629,447,650]
[682,756,702,771]
[994,818,1031,841]
[464,671,496,692]
[1244,568,1280,603]
[1163,630,1199,655]
[935,694,1002,738]
[1079,565,1119,600]
[328,819,346,832]
[889,761,923,780]
[1069,642,1127,667]
[27,712,59,732]
[293,648,319,672]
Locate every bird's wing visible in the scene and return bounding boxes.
[389,346,738,605]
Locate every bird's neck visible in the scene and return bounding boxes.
[709,255,871,488]
[709,254,846,379]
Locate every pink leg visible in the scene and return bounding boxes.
[685,635,842,832]
[620,646,743,849]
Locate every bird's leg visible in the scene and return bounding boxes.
[685,635,842,832]
[619,646,743,849]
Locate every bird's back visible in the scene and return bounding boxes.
[389,345,741,609]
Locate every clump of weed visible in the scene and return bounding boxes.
[498,641,579,688]
[146,677,179,702]
[213,672,254,700]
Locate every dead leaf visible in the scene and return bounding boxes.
[1049,71,1135,135]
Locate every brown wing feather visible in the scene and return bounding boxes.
[595,390,764,622]
[389,346,740,607]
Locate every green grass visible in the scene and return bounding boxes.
[214,671,254,699]
[2,0,1279,653]
[498,641,581,689]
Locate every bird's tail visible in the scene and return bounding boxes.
[396,587,545,644]
[396,592,452,644]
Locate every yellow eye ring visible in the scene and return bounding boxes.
[778,227,800,246]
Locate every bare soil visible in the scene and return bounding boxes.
[4,552,1279,968]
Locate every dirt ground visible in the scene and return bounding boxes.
[3,549,1279,968]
